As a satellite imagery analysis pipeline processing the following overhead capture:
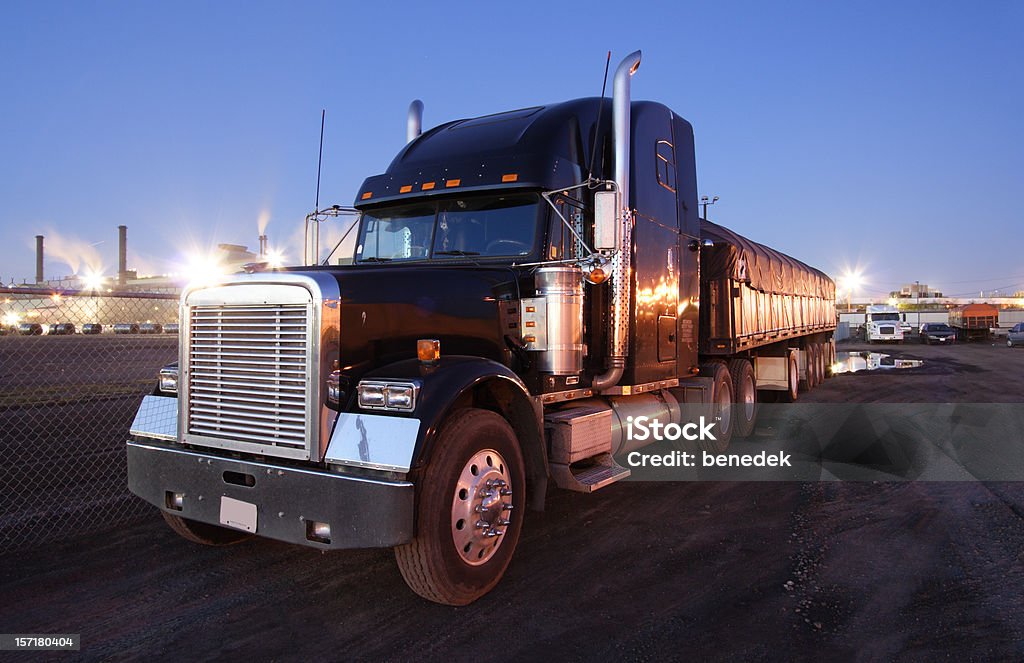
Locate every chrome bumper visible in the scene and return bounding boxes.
[127,441,414,549]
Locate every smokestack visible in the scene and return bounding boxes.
[591,50,642,392]
[118,225,127,286]
[258,234,268,256]
[407,99,424,143]
[35,235,44,284]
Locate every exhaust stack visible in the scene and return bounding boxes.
[118,225,128,286]
[591,50,641,392]
[35,235,44,284]
[407,99,424,143]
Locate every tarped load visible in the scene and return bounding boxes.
[700,219,834,298]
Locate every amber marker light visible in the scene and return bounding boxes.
[445,179,461,188]
[417,338,441,364]
[501,173,518,183]
[422,182,436,190]
[361,192,373,200]
[400,185,413,193]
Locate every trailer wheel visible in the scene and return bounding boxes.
[699,363,734,451]
[729,359,757,438]
[394,408,524,606]
[160,511,252,546]
[815,342,827,383]
[784,352,799,402]
[800,345,817,392]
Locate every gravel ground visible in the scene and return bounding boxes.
[1,340,1023,661]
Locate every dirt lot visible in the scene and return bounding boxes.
[2,341,1023,661]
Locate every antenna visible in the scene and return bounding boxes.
[315,109,325,213]
[306,109,326,264]
[586,51,612,183]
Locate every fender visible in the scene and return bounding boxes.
[359,355,548,509]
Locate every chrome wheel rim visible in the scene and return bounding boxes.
[742,374,755,420]
[451,448,512,566]
[715,382,732,434]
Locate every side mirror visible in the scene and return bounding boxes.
[593,190,620,251]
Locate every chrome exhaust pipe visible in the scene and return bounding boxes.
[407,99,424,143]
[592,50,641,392]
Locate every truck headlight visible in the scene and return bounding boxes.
[357,380,419,412]
[159,367,179,394]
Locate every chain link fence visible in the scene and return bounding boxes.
[0,286,179,553]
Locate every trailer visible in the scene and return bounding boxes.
[699,219,835,398]
[949,303,998,342]
[126,51,836,605]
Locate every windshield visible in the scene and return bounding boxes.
[870,313,901,322]
[926,324,951,331]
[350,193,541,263]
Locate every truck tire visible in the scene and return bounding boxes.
[728,358,757,438]
[699,362,734,451]
[160,510,252,546]
[394,408,524,606]
[800,345,817,392]
[784,352,799,402]
[816,342,827,383]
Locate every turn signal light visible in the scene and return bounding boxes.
[417,338,440,364]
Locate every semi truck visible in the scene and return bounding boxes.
[864,304,904,343]
[126,51,836,605]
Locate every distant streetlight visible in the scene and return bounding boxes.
[840,270,864,312]
[700,195,719,220]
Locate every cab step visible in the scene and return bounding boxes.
[550,453,631,493]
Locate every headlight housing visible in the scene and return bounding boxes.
[159,366,179,394]
[356,380,419,412]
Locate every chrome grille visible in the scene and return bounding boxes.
[187,304,311,453]
[880,326,895,335]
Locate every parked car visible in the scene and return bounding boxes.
[919,323,956,345]
[163,322,179,334]
[1008,323,1024,348]
[49,322,76,335]
[18,322,44,336]
[139,322,163,334]
[82,323,103,335]
[114,323,140,334]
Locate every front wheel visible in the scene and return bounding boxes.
[395,408,525,605]
[161,510,252,546]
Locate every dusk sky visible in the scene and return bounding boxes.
[1,1,1021,299]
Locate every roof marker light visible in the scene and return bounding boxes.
[446,179,461,188]
[400,185,413,193]
[502,173,518,183]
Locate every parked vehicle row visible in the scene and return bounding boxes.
[0,322,179,336]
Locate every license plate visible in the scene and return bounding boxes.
[220,496,257,532]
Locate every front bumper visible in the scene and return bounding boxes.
[127,441,414,549]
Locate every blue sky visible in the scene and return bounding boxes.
[1,1,1021,298]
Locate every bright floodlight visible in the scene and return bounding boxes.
[840,270,863,292]
[265,248,286,269]
[81,270,106,291]
[2,311,20,327]
[183,252,227,285]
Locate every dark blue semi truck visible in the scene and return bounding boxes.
[127,51,835,605]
